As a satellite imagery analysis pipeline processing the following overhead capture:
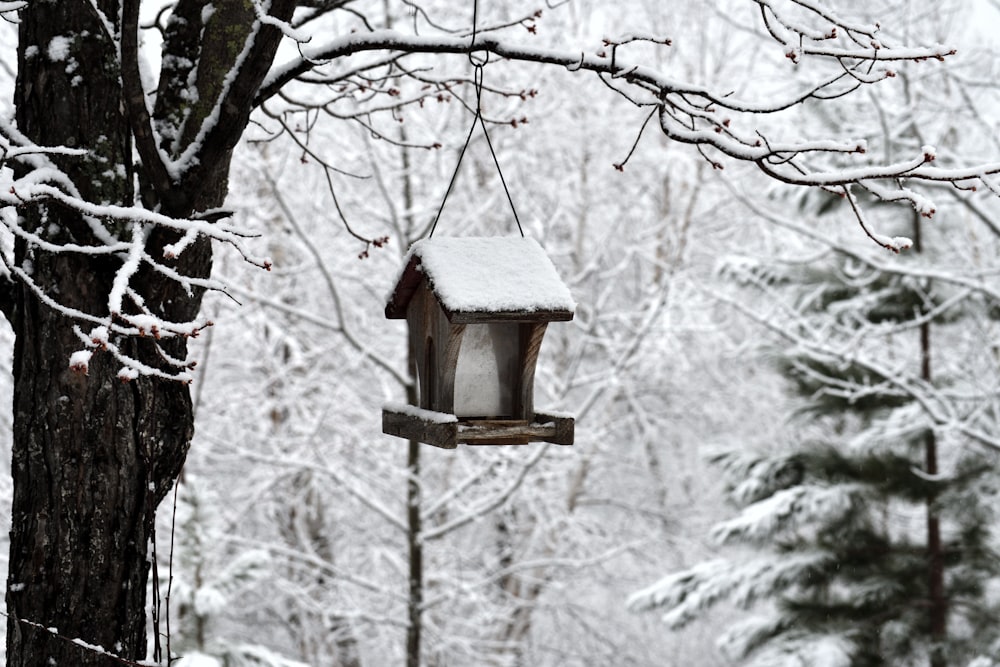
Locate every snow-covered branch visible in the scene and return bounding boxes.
[627,552,832,628]
[0,128,274,380]
[250,2,991,228]
[6,0,997,389]
[420,444,550,541]
[711,286,1000,453]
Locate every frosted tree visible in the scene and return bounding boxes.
[4,0,1000,665]
[629,7,1000,658]
[174,5,755,664]
[185,86,705,666]
[629,231,1000,664]
[167,477,309,667]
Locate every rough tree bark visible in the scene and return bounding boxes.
[7,4,160,663]
[5,1,293,664]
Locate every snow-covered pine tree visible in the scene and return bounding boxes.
[629,211,1000,666]
[632,10,1000,660]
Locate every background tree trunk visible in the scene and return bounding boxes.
[913,211,947,667]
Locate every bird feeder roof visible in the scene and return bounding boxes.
[385,237,576,323]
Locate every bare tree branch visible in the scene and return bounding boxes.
[120,0,176,210]
[250,8,982,235]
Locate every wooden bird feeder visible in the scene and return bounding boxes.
[382,237,575,448]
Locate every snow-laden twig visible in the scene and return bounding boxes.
[711,288,1000,453]
[248,4,1000,243]
[420,540,643,611]
[3,182,262,249]
[253,0,311,43]
[108,221,147,315]
[0,124,273,379]
[263,168,408,379]
[72,326,198,383]
[722,178,1000,303]
[420,444,550,542]
[221,444,408,533]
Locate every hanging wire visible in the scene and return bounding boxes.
[428,0,524,238]
[468,0,486,67]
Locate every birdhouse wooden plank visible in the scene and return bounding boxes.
[382,237,575,448]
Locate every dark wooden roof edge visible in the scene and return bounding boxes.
[448,309,574,324]
[385,254,423,319]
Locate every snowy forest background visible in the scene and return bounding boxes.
[4,0,1000,665]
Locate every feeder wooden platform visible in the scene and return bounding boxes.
[383,404,574,449]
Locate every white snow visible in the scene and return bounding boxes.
[70,636,108,655]
[173,653,223,667]
[384,402,458,424]
[711,484,859,544]
[69,349,92,374]
[254,3,312,43]
[878,234,913,253]
[405,237,575,314]
[88,325,110,347]
[194,586,227,616]
[127,314,162,336]
[201,3,216,24]
[536,408,573,419]
[118,367,139,382]
[47,36,71,62]
[107,221,146,316]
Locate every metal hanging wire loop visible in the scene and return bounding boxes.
[428,0,524,238]
[467,0,489,68]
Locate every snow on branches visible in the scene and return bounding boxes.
[5,0,1000,384]
[253,0,994,255]
[0,118,269,382]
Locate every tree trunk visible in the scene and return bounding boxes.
[6,3,196,664]
[5,0,296,662]
[913,211,947,667]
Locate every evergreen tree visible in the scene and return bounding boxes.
[629,218,1000,666]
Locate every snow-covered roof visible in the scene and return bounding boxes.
[385,237,576,322]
